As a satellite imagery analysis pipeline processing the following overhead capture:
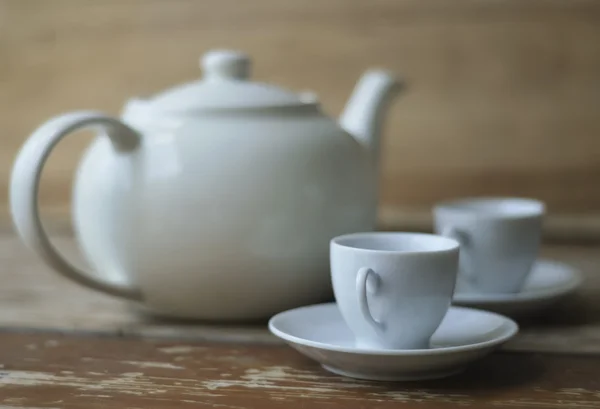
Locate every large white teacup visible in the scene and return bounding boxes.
[331,232,459,350]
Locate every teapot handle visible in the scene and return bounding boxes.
[9,111,143,301]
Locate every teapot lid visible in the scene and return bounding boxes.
[148,50,307,113]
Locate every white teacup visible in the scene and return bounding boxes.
[330,232,459,350]
[434,197,545,294]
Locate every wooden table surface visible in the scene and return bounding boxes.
[1,230,600,407]
[0,333,599,408]
[1,233,599,353]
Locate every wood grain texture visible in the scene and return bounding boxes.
[0,332,600,408]
[1,0,600,220]
[0,230,599,354]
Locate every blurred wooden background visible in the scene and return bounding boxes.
[1,0,599,237]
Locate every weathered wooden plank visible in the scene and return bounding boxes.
[0,332,599,408]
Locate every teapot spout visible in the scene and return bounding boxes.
[340,70,403,164]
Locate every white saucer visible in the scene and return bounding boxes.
[452,259,583,318]
[268,303,517,381]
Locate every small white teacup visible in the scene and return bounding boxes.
[330,232,459,350]
[434,197,545,294]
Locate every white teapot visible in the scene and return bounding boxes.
[10,50,402,320]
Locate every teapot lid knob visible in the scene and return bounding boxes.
[201,50,250,80]
[149,49,305,112]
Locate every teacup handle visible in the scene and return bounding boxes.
[441,226,476,286]
[356,267,385,331]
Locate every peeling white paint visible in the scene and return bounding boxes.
[489,399,600,407]
[373,390,471,405]
[202,366,367,394]
[122,361,184,370]
[0,370,225,399]
[245,367,329,381]
[1,366,595,407]
[558,389,585,395]
[3,397,25,403]
[213,355,259,365]
[199,366,475,404]
[557,387,600,397]
[159,346,204,354]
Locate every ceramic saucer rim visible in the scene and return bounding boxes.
[453,259,583,304]
[268,303,518,356]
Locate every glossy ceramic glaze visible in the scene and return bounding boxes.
[268,303,518,381]
[453,259,583,317]
[330,232,459,349]
[434,197,545,294]
[9,50,403,320]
